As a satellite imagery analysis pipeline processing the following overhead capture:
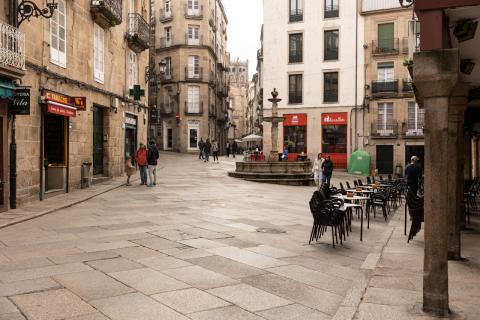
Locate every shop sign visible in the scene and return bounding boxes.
[41,89,72,105]
[10,88,30,115]
[72,97,87,111]
[47,104,76,117]
[41,89,77,117]
[322,112,348,126]
[283,114,307,127]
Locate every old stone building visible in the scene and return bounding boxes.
[1,0,150,208]
[152,0,229,153]
[361,0,420,175]
[227,58,248,139]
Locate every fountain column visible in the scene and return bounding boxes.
[263,89,285,162]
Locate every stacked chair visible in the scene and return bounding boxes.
[406,188,424,242]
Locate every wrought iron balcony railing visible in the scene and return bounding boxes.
[91,0,122,28]
[185,101,203,115]
[372,38,399,55]
[126,13,149,53]
[185,4,203,19]
[289,9,303,22]
[402,79,413,93]
[185,33,204,46]
[404,126,424,137]
[0,21,25,72]
[159,8,173,22]
[371,121,399,138]
[372,80,399,95]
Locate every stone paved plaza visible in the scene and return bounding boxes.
[0,153,478,320]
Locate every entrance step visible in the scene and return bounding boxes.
[91,175,111,185]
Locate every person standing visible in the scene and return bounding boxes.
[321,155,334,186]
[135,143,148,185]
[405,156,422,194]
[147,140,160,187]
[226,141,230,158]
[232,141,238,158]
[212,140,219,163]
[203,139,212,162]
[312,153,324,187]
[198,138,205,160]
[282,146,289,161]
[125,156,135,186]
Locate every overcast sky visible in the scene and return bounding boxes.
[222,0,263,80]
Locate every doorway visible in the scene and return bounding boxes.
[125,127,137,164]
[92,106,104,175]
[376,145,394,174]
[405,145,424,170]
[163,123,172,150]
[0,111,7,213]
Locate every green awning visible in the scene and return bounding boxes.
[0,78,16,99]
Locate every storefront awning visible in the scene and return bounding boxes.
[0,79,16,99]
[47,101,76,117]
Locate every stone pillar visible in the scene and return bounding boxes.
[414,49,460,316]
[270,121,279,161]
[447,85,469,260]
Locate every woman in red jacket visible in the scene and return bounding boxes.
[135,143,148,185]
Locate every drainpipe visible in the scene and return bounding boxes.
[354,0,359,151]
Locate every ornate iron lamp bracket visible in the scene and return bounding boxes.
[17,0,58,26]
[399,0,415,8]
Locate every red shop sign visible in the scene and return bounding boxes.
[322,112,348,126]
[283,113,307,127]
[47,103,77,117]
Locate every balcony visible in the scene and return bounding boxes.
[289,9,303,22]
[185,4,203,19]
[185,101,203,115]
[159,36,174,49]
[372,38,399,56]
[372,80,399,96]
[402,79,413,94]
[185,67,203,81]
[325,6,339,18]
[91,0,122,28]
[126,13,149,53]
[209,16,216,31]
[185,33,204,46]
[159,8,173,23]
[362,0,402,13]
[404,126,424,138]
[371,121,399,138]
[289,52,302,63]
[160,102,174,115]
[0,22,25,75]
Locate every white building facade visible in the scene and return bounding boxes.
[262,0,365,168]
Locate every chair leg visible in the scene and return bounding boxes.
[331,227,335,248]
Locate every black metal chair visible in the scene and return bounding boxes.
[406,189,424,242]
[366,176,372,184]
[366,192,389,221]
[353,180,358,187]
[357,179,364,186]
[346,181,352,189]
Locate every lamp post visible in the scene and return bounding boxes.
[146,60,167,141]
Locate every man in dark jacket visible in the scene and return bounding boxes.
[198,138,204,160]
[321,155,334,186]
[232,141,238,158]
[203,139,212,162]
[147,140,160,187]
[405,156,422,194]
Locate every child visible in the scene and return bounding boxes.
[125,156,135,186]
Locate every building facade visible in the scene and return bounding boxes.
[262,0,365,167]
[152,0,229,153]
[228,58,248,139]
[361,0,421,175]
[1,0,150,208]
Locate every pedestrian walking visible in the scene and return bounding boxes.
[226,141,230,158]
[321,155,334,186]
[135,143,148,185]
[147,140,160,187]
[312,153,324,187]
[405,156,422,194]
[212,140,219,163]
[198,138,205,160]
[203,139,212,162]
[125,156,135,186]
[232,141,238,158]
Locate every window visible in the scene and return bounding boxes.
[377,103,394,134]
[187,25,200,45]
[94,24,104,83]
[289,33,303,63]
[188,122,199,150]
[325,0,339,18]
[288,74,303,104]
[128,50,138,89]
[165,27,172,46]
[324,72,338,102]
[378,23,395,53]
[289,0,303,22]
[50,0,66,67]
[187,86,200,113]
[187,55,200,78]
[187,0,200,15]
[165,57,172,78]
[407,102,424,135]
[165,0,171,13]
[377,62,394,81]
[324,30,339,61]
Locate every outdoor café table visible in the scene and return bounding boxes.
[346,189,375,195]
[333,195,369,241]
[337,203,363,238]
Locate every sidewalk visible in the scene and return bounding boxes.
[352,206,480,320]
[0,176,130,229]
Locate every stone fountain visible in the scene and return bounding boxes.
[228,89,313,186]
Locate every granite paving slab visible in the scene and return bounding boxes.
[138,254,192,271]
[187,255,267,279]
[109,268,190,294]
[86,257,144,273]
[257,303,331,320]
[0,278,61,297]
[207,246,289,269]
[188,305,266,320]
[152,288,231,314]
[162,265,239,290]
[0,262,92,282]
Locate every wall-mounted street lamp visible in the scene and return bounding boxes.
[399,0,414,8]
[17,0,58,26]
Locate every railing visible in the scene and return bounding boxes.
[128,13,149,48]
[185,33,204,46]
[325,5,339,18]
[289,93,302,104]
[372,38,399,55]
[404,126,424,137]
[362,0,402,12]
[372,80,399,95]
[402,79,413,93]
[0,21,25,71]
[324,90,338,103]
[185,101,203,115]
[160,102,174,114]
[185,4,203,18]
[159,8,173,22]
[159,36,173,48]
[289,52,302,63]
[371,121,398,138]
[91,0,123,27]
[185,67,203,80]
[289,9,303,22]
